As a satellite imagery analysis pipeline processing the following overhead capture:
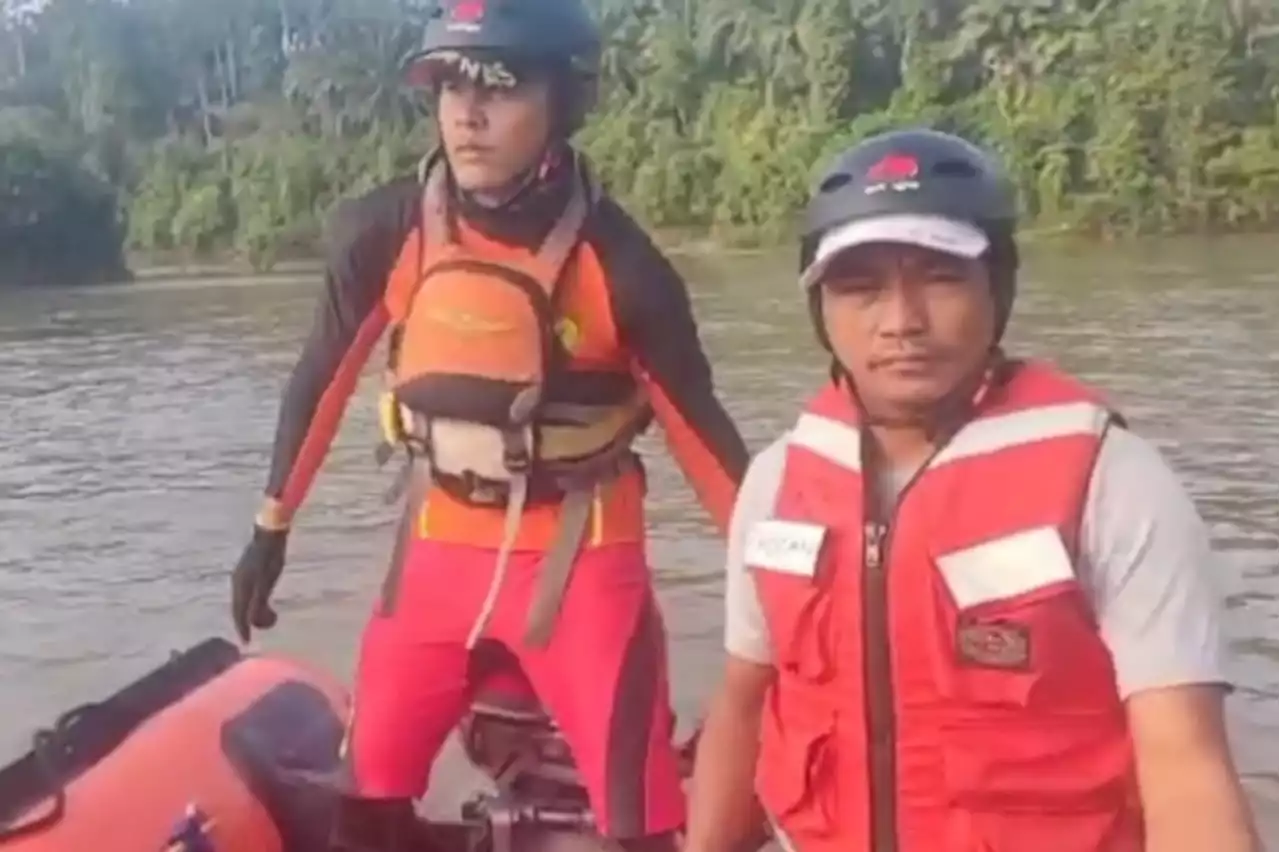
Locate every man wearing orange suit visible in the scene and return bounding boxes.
[228,2,748,849]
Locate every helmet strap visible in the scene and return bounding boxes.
[443,138,569,214]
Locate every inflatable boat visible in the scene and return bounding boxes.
[0,638,706,852]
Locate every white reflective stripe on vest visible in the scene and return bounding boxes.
[930,401,1111,468]
[791,412,863,470]
[789,401,1110,474]
[935,525,1078,607]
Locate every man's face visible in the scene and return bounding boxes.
[437,74,553,198]
[818,242,996,423]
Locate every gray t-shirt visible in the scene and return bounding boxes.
[724,428,1230,699]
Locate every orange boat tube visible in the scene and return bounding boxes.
[0,638,350,852]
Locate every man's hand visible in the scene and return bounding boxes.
[1127,684,1262,852]
[230,500,291,642]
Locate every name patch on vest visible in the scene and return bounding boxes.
[956,620,1031,670]
[744,520,827,579]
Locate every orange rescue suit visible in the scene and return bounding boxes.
[750,360,1144,852]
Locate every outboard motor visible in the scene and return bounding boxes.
[456,643,598,852]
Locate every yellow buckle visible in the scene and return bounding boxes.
[377,391,404,447]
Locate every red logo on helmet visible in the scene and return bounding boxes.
[867,153,919,183]
[451,0,485,24]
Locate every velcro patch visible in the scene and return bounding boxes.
[744,519,827,579]
[956,620,1031,670]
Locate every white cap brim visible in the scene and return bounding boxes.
[800,214,990,290]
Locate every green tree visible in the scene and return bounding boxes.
[1,0,1275,281]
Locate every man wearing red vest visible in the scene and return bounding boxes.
[684,129,1261,852]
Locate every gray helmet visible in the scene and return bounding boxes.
[406,0,601,75]
[802,128,1021,342]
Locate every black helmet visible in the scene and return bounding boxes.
[406,0,601,76]
[801,128,1020,340]
[803,128,1017,249]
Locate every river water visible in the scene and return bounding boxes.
[0,236,1275,838]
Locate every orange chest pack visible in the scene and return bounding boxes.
[381,151,586,484]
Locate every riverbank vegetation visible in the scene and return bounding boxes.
[1,0,1276,280]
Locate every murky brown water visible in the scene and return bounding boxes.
[0,236,1275,839]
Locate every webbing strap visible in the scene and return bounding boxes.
[419,152,449,247]
[382,459,598,649]
[465,471,529,649]
[522,486,593,648]
[416,151,595,285]
[533,161,591,278]
[378,457,434,615]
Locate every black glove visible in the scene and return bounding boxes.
[230,525,288,643]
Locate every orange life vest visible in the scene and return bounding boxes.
[380,152,650,502]
[377,152,652,647]
[749,360,1144,852]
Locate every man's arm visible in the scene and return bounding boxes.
[257,181,418,527]
[685,440,788,852]
[1127,686,1260,852]
[589,199,749,534]
[686,657,774,852]
[1082,427,1261,851]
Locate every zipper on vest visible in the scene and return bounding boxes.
[861,447,941,852]
[862,518,896,852]
[864,522,885,570]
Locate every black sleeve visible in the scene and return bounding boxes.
[263,178,420,514]
[585,198,749,534]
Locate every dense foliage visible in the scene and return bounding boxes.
[1,0,1276,278]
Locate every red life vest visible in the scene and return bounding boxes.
[749,360,1145,852]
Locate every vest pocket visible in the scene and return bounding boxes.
[941,715,1134,804]
[755,685,838,839]
[935,578,1112,713]
[932,529,1139,847]
[932,525,1098,711]
[951,804,1143,852]
[750,568,835,684]
[940,715,1141,851]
